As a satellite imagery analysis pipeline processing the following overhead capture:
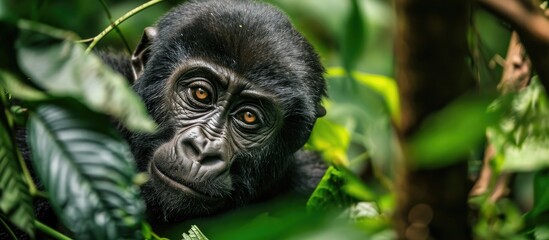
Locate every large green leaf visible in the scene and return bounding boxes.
[0,99,34,236]
[16,30,156,132]
[27,102,145,239]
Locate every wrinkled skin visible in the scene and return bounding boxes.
[115,0,327,222]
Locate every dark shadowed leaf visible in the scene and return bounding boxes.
[525,171,549,235]
[27,102,145,239]
[17,31,156,132]
[0,97,34,236]
[341,0,366,73]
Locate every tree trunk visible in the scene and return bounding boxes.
[394,0,473,239]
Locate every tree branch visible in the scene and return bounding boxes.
[477,0,549,91]
[477,0,549,44]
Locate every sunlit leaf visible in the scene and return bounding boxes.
[409,94,495,169]
[535,226,549,240]
[488,78,549,171]
[326,67,399,120]
[474,198,525,238]
[28,102,145,239]
[307,118,350,166]
[0,100,34,236]
[17,30,156,132]
[182,225,209,240]
[325,69,399,178]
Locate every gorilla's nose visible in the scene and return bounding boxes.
[178,135,228,178]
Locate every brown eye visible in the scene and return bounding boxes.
[242,111,256,124]
[192,87,210,102]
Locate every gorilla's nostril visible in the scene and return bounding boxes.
[182,140,200,159]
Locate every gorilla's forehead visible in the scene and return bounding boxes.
[149,0,325,121]
[167,58,280,104]
[155,2,314,90]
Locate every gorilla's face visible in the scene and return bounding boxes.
[143,59,285,220]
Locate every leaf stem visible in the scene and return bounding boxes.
[85,0,164,54]
[16,19,79,41]
[151,231,169,240]
[0,217,17,240]
[15,146,39,196]
[98,0,132,54]
[35,220,73,240]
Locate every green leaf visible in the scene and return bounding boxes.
[409,94,495,169]
[307,166,355,211]
[0,70,47,101]
[341,0,366,73]
[488,77,549,171]
[307,118,350,166]
[17,31,156,132]
[0,104,34,236]
[526,171,549,229]
[324,69,399,179]
[326,67,399,120]
[27,102,145,239]
[535,225,549,240]
[181,225,209,240]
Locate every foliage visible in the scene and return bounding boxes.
[1,0,549,239]
[0,89,34,237]
[28,102,145,238]
[0,1,160,238]
[488,78,549,171]
[409,94,496,169]
[17,30,156,132]
[306,167,356,211]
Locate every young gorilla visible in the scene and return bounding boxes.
[102,0,327,222]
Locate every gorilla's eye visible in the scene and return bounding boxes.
[241,111,257,124]
[192,87,210,102]
[187,81,215,107]
[234,107,263,130]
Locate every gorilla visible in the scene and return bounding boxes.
[99,0,328,221]
[0,4,327,239]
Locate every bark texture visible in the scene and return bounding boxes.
[394,0,474,239]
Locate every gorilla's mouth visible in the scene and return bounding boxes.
[149,161,220,201]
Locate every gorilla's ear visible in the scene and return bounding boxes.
[131,27,157,82]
